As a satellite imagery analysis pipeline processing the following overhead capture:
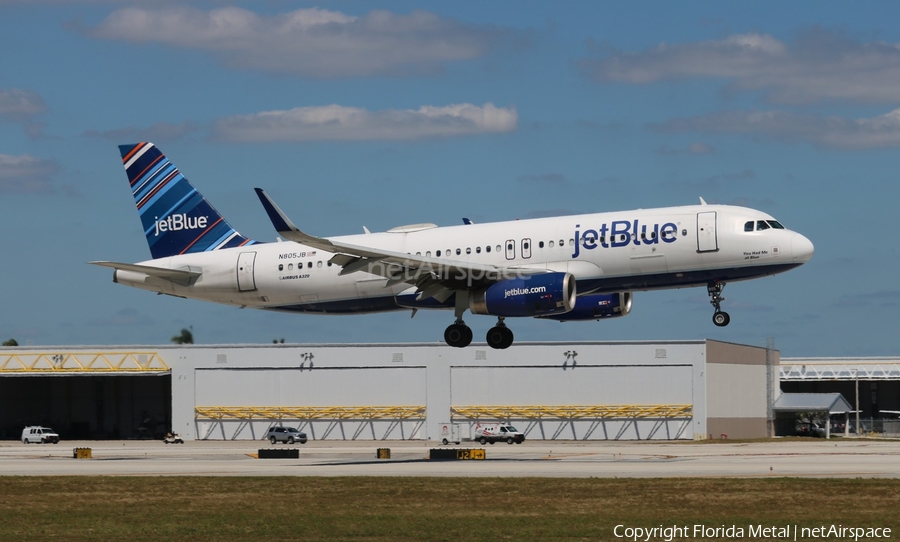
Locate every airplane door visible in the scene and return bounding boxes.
[521,238,532,259]
[237,252,257,292]
[505,239,516,260]
[696,212,718,252]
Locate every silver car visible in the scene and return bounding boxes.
[263,426,308,445]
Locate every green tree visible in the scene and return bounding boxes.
[2,338,18,347]
[171,327,193,345]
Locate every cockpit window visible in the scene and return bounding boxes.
[744,221,754,232]
[767,220,785,229]
[756,220,770,231]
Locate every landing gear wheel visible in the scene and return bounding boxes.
[707,281,729,327]
[444,323,473,348]
[486,325,514,350]
[713,311,730,327]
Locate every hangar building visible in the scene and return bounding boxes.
[0,340,776,442]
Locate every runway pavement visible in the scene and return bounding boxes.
[1,439,898,478]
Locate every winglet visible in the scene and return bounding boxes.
[254,188,337,251]
[254,188,296,234]
[699,197,708,206]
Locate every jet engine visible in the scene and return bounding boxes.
[540,292,632,321]
[469,272,576,317]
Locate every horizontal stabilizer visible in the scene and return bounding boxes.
[89,261,201,283]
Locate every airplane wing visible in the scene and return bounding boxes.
[254,188,546,301]
[89,261,201,286]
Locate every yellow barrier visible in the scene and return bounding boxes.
[0,352,169,373]
[195,406,426,420]
[73,448,92,459]
[451,404,692,420]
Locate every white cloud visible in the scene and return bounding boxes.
[0,88,46,121]
[88,7,504,77]
[650,108,900,149]
[0,153,61,194]
[583,28,900,105]
[82,121,198,143]
[211,103,517,142]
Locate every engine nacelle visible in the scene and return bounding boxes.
[469,272,576,317]
[540,292,632,321]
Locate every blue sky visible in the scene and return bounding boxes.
[1,1,898,356]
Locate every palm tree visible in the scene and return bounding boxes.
[170,327,193,345]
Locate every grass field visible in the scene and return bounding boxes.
[2,477,899,541]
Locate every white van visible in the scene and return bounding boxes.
[21,426,60,444]
[473,423,525,445]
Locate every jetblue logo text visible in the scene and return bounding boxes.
[572,220,677,258]
[154,214,209,237]
[504,286,547,298]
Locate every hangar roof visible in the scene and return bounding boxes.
[773,393,853,414]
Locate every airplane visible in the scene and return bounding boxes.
[92,143,814,349]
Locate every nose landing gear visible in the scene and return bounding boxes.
[708,281,730,327]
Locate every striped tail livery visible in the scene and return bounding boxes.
[119,142,256,259]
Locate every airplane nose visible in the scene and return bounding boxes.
[791,233,814,263]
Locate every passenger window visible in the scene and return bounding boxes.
[278,264,284,271]
[486,246,491,253]
[327,262,332,267]
[538,241,544,248]
[288,263,293,271]
[436,250,441,257]
[426,251,431,257]
[549,240,555,248]
[317,261,322,268]
[456,248,461,255]
[682,229,687,236]
[308,262,312,268]
[496,245,502,253]
[559,239,565,246]
[466,247,471,254]
[569,239,574,246]
[476,247,481,253]
[757,220,770,231]
[744,221,754,232]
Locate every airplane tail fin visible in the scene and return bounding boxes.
[118,143,256,259]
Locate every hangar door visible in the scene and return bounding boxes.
[0,351,172,440]
[0,374,171,440]
[194,366,427,440]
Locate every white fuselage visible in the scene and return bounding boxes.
[113,204,814,315]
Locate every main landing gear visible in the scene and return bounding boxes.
[444,318,515,349]
[486,318,514,350]
[444,320,473,348]
[443,292,515,349]
[707,281,730,327]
